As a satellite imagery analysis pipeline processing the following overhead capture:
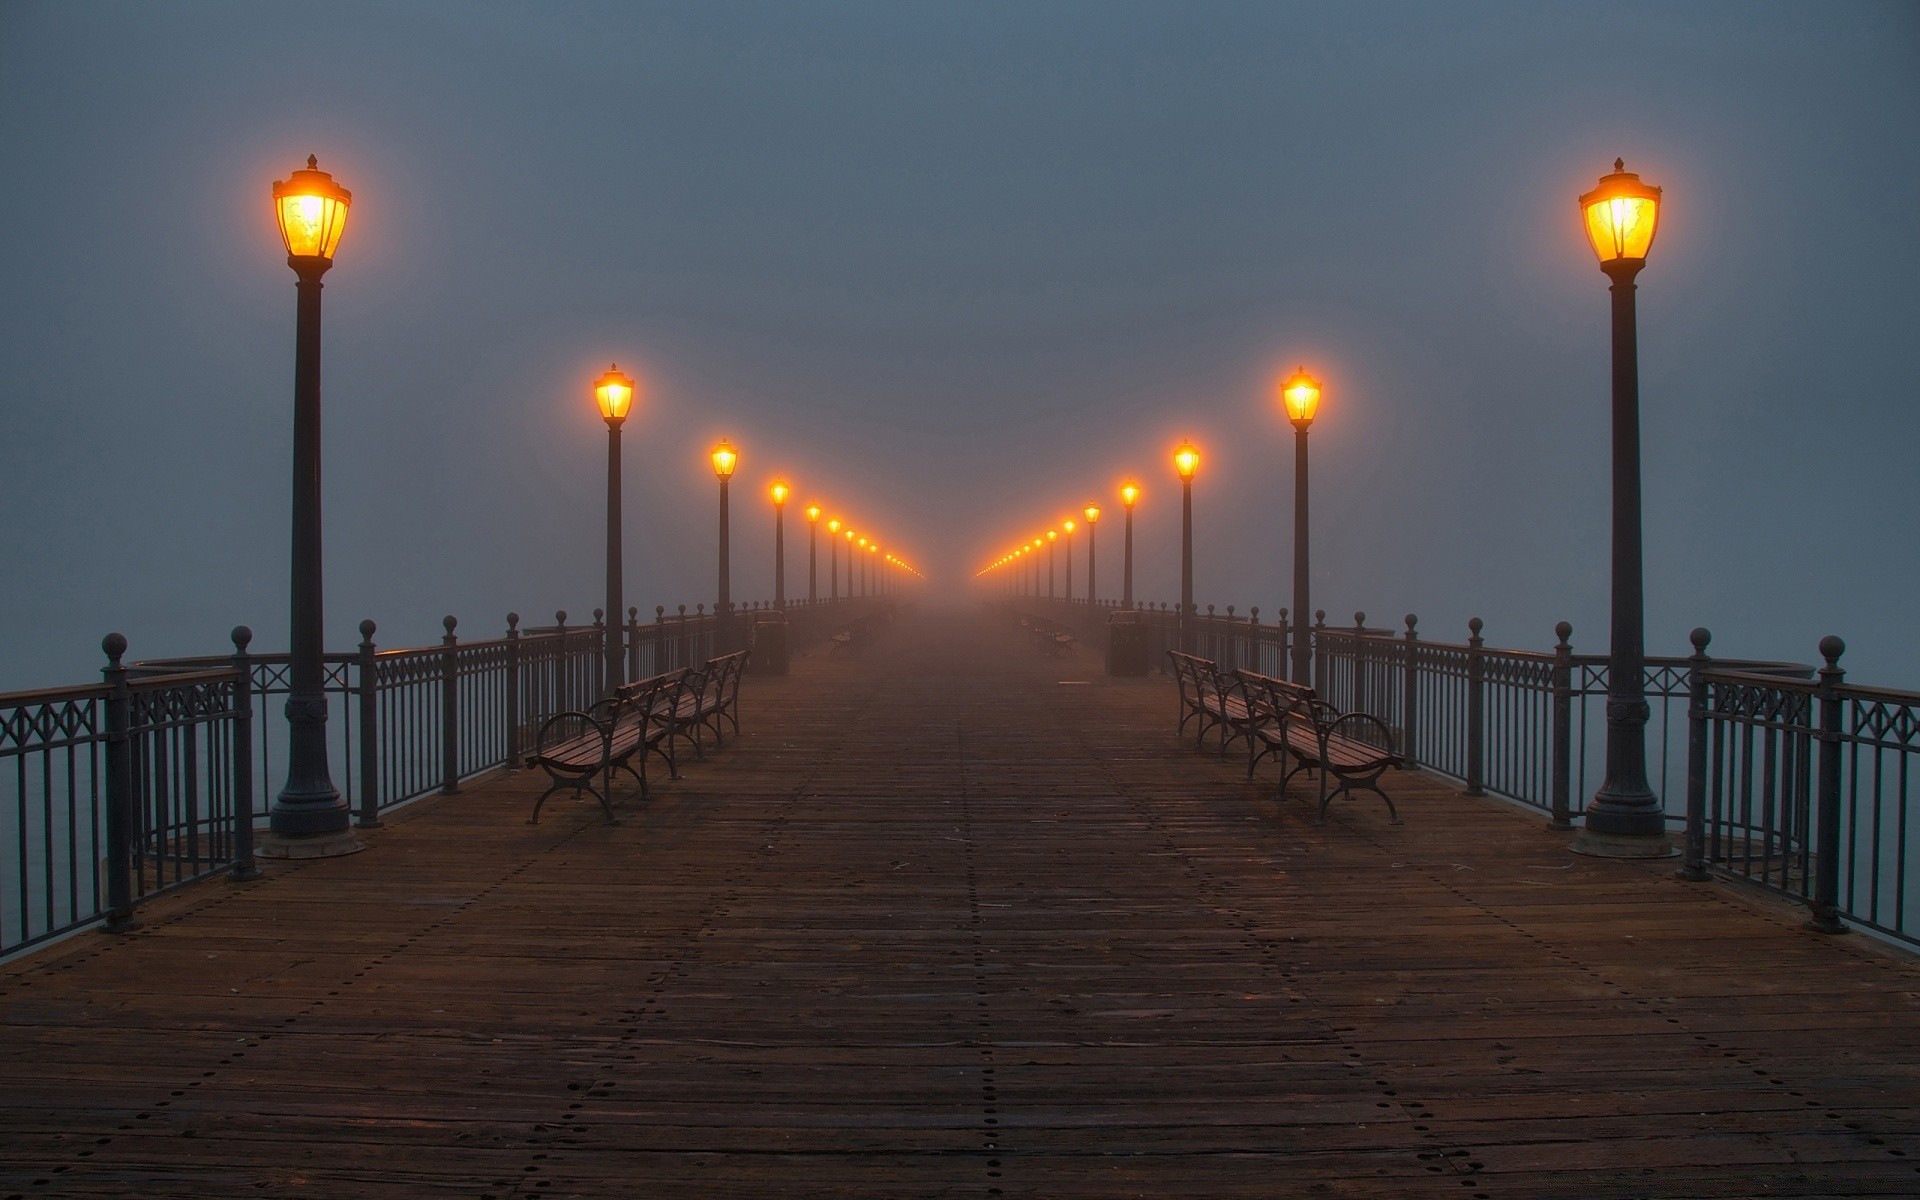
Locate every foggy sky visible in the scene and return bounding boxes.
[2,1,1917,691]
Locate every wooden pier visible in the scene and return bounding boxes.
[4,608,1919,1197]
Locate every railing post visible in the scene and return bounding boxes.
[627,607,641,682]
[228,627,262,881]
[505,613,522,769]
[1351,612,1368,715]
[554,611,569,709]
[440,615,460,795]
[1277,608,1289,682]
[1401,614,1419,768]
[1465,617,1486,796]
[1808,635,1848,934]
[656,606,669,671]
[357,620,381,826]
[593,608,607,699]
[101,633,138,932]
[1312,610,1327,694]
[1549,621,1574,830]
[1679,626,1712,879]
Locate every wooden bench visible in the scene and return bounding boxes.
[1235,668,1404,824]
[663,649,750,760]
[1165,650,1253,753]
[1022,615,1076,656]
[526,669,685,824]
[829,617,873,657]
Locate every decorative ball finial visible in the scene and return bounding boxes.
[507,612,520,629]
[1689,627,1712,652]
[1354,611,1366,626]
[307,154,319,170]
[232,626,253,651]
[102,632,127,664]
[555,610,567,625]
[359,618,377,639]
[1819,635,1846,667]
[443,614,458,633]
[1556,620,1573,643]
[1469,616,1484,635]
[1405,613,1418,631]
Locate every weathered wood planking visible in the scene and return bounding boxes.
[2,606,1918,1198]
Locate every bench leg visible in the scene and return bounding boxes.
[1316,770,1401,826]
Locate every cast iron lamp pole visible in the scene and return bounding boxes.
[711,441,738,650]
[1174,442,1199,651]
[805,504,821,603]
[1062,520,1075,602]
[1047,530,1058,599]
[595,365,637,692]
[845,529,856,597]
[1281,368,1321,685]
[269,156,353,844]
[828,519,842,601]
[1576,158,1668,856]
[769,481,790,609]
[1120,483,1139,607]
[1083,504,1100,605]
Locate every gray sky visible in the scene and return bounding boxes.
[2,1,1916,690]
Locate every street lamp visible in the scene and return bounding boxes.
[769,480,790,609]
[1174,442,1198,650]
[1062,519,1076,602]
[1576,158,1668,857]
[711,440,738,649]
[595,364,637,691]
[845,528,856,597]
[1280,367,1320,685]
[1083,503,1100,605]
[805,503,822,603]
[1120,482,1139,607]
[857,536,869,596]
[269,155,353,847]
[827,518,842,601]
[1047,529,1059,599]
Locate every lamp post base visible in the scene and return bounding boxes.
[1570,827,1676,859]
[258,830,366,860]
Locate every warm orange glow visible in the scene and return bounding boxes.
[769,480,790,507]
[272,155,351,261]
[1047,530,1057,543]
[1173,441,1199,482]
[858,537,868,548]
[1280,367,1321,427]
[710,440,738,480]
[1063,519,1075,534]
[1084,504,1100,524]
[1579,159,1661,264]
[805,503,821,523]
[593,364,636,424]
[846,529,855,541]
[828,518,841,534]
[1120,482,1140,509]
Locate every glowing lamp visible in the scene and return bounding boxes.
[1580,159,1662,266]
[1084,504,1100,524]
[769,480,790,507]
[805,503,821,523]
[710,441,738,480]
[1279,367,1321,428]
[593,364,636,425]
[846,529,855,542]
[1121,482,1140,509]
[272,156,351,263]
[1063,519,1075,535]
[828,518,841,534]
[1047,530,1057,543]
[1174,441,1199,482]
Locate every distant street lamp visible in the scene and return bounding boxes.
[769,480,790,609]
[827,518,842,600]
[858,536,869,596]
[1120,482,1139,608]
[1174,442,1199,650]
[1280,367,1320,685]
[269,155,353,845]
[1063,519,1076,602]
[1047,529,1058,599]
[711,440,738,650]
[805,503,822,603]
[1083,503,1100,605]
[845,528,856,597]
[595,364,637,691]
[1576,158,1668,856]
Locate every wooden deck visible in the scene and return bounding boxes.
[5,606,1920,1198]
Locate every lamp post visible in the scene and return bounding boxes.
[1062,520,1076,602]
[1575,158,1669,857]
[1280,368,1320,685]
[845,528,856,597]
[857,537,868,596]
[1120,483,1139,607]
[1047,530,1058,599]
[805,503,821,603]
[1174,442,1198,651]
[711,440,738,650]
[268,155,354,847]
[769,480,790,609]
[1083,504,1100,605]
[595,365,637,691]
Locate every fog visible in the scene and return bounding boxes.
[2,1,1916,690]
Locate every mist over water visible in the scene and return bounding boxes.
[2,2,1916,691]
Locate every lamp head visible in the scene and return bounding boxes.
[1280,367,1321,429]
[769,480,790,507]
[1120,482,1140,509]
[805,503,821,523]
[710,440,738,480]
[1063,519,1075,534]
[1084,503,1100,524]
[272,155,351,265]
[593,364,636,425]
[1173,441,1199,482]
[1579,158,1662,267]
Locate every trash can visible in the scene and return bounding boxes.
[750,611,790,675]
[1106,610,1148,676]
